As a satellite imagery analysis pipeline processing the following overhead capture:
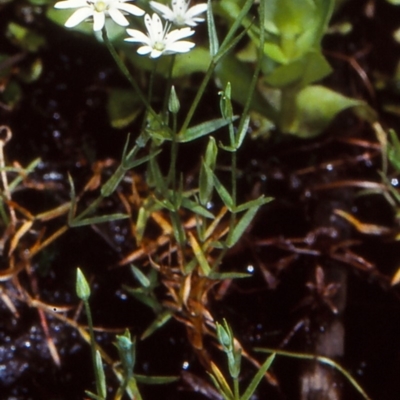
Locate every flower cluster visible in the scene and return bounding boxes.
[55,0,208,58]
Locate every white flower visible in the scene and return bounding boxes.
[150,0,208,27]
[54,0,145,32]
[125,13,195,58]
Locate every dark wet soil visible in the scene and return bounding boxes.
[2,0,400,399]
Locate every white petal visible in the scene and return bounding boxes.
[93,10,105,31]
[64,7,93,28]
[186,3,208,18]
[166,27,194,42]
[125,29,151,44]
[54,0,86,9]
[150,49,163,58]
[117,3,145,16]
[108,8,129,26]
[137,46,152,55]
[149,1,174,20]
[165,40,194,53]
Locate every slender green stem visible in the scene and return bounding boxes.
[255,348,372,400]
[167,112,178,187]
[233,377,240,400]
[179,61,215,135]
[148,59,158,105]
[101,27,156,119]
[162,55,176,118]
[83,299,102,396]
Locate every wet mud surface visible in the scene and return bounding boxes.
[1,0,400,399]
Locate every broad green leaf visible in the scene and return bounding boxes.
[288,85,374,138]
[214,53,277,120]
[263,51,332,88]
[240,353,275,400]
[173,47,211,76]
[6,23,46,52]
[1,79,21,109]
[107,89,142,129]
[177,117,236,143]
[227,206,259,247]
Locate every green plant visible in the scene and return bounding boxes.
[208,319,275,400]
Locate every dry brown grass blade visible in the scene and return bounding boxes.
[8,220,33,256]
[334,209,392,235]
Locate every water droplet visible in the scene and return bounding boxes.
[246,265,254,273]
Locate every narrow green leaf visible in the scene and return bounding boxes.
[84,391,104,400]
[134,374,179,384]
[218,0,254,56]
[69,213,129,227]
[207,0,219,56]
[9,158,41,191]
[177,117,237,143]
[68,173,77,225]
[181,197,215,219]
[153,196,176,212]
[123,286,162,313]
[101,165,125,197]
[254,348,371,400]
[95,350,107,399]
[207,373,231,400]
[135,206,150,243]
[199,137,218,205]
[188,232,211,276]
[227,206,259,247]
[209,272,251,280]
[123,149,162,170]
[209,362,234,400]
[141,310,173,340]
[130,265,151,288]
[234,196,273,213]
[210,169,234,211]
[235,114,250,149]
[76,268,90,301]
[219,82,233,121]
[240,353,275,400]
